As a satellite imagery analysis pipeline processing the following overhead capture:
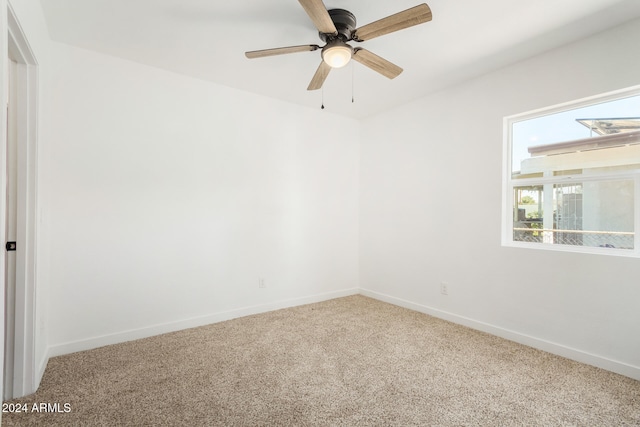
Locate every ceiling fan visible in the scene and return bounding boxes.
[245,0,432,91]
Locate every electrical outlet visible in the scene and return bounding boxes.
[259,278,266,289]
[440,282,448,296]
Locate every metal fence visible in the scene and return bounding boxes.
[513,228,634,249]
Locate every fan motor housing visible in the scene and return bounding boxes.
[319,9,357,42]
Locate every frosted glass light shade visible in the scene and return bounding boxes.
[322,45,352,68]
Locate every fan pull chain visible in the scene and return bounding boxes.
[321,86,325,109]
[352,62,355,103]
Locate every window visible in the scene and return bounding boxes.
[503,86,640,256]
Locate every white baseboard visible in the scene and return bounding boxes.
[360,288,640,381]
[36,347,49,389]
[42,287,639,382]
[47,288,359,358]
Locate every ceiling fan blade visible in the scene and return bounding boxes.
[298,0,338,35]
[353,3,432,42]
[245,44,320,59]
[352,48,403,79]
[307,61,332,91]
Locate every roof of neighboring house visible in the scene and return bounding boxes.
[575,117,640,135]
[528,129,640,157]
[528,119,640,157]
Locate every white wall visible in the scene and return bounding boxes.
[360,16,640,377]
[42,41,360,354]
[359,18,640,379]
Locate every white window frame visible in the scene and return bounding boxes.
[502,85,640,257]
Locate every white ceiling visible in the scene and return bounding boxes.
[39,0,640,119]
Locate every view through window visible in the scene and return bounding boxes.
[505,88,640,254]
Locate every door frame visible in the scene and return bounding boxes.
[2,0,39,399]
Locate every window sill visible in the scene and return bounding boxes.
[503,240,639,258]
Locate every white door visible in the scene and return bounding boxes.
[3,56,18,400]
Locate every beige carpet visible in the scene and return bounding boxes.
[3,295,640,426]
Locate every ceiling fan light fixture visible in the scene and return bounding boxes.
[245,2,434,91]
[322,41,353,68]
